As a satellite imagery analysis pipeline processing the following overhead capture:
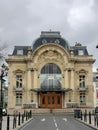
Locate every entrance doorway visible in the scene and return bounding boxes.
[40,93,62,108]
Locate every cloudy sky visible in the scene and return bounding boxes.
[0,0,98,71]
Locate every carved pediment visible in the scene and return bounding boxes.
[38,50,63,63]
[13,69,25,74]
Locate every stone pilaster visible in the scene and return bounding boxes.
[70,69,75,101]
[33,67,38,104]
[64,69,69,89]
[27,68,32,102]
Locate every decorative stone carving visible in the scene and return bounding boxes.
[38,50,64,63]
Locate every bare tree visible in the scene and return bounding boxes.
[0,41,13,59]
[0,41,14,67]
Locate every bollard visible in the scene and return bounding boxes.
[89,112,91,124]
[94,115,96,126]
[80,111,82,120]
[26,112,28,121]
[97,116,98,127]
[84,110,87,122]
[30,110,32,118]
[22,114,24,123]
[13,116,16,129]
[18,112,21,126]
[7,115,10,130]
[24,110,26,117]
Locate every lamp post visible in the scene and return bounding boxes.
[0,64,8,130]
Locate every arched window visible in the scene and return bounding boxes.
[40,63,62,90]
[41,63,61,74]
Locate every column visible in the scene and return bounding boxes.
[33,68,38,107]
[27,68,32,102]
[64,69,69,106]
[33,68,38,89]
[70,69,74,89]
[64,69,69,88]
[70,69,75,101]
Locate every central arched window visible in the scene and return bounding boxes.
[40,63,62,90]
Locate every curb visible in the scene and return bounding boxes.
[13,118,33,130]
[76,119,98,130]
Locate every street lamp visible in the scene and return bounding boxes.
[0,64,8,130]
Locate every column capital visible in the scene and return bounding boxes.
[64,68,75,71]
[27,68,32,71]
[32,67,38,71]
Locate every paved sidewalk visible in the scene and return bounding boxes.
[2,116,13,130]
[2,116,32,130]
[76,116,98,130]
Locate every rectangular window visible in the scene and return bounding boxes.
[96,84,98,88]
[78,50,84,55]
[96,76,98,80]
[79,75,85,87]
[16,75,22,88]
[17,50,23,55]
[80,93,86,104]
[16,93,22,105]
[96,91,98,98]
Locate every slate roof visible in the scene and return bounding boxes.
[12,46,31,55]
[32,31,70,52]
[12,32,89,56]
[70,43,89,56]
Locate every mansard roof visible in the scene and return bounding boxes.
[12,46,30,55]
[32,31,70,52]
[70,43,89,55]
[12,32,89,56]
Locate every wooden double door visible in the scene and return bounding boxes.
[40,93,62,108]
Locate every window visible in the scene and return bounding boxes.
[16,75,22,88]
[42,96,45,104]
[96,84,98,88]
[96,75,98,80]
[80,93,86,104]
[78,50,84,55]
[79,75,85,87]
[16,93,22,105]
[41,63,62,90]
[96,90,98,99]
[17,50,23,55]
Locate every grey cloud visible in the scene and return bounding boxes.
[0,0,98,70]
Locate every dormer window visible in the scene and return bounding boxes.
[78,50,84,55]
[96,75,98,80]
[17,50,23,55]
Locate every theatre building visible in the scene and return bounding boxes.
[7,31,95,109]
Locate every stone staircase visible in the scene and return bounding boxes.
[7,108,74,115]
[8,108,93,115]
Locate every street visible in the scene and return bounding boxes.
[19,114,94,130]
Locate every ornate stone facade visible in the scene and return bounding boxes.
[6,31,95,109]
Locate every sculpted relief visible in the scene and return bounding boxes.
[38,50,64,64]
